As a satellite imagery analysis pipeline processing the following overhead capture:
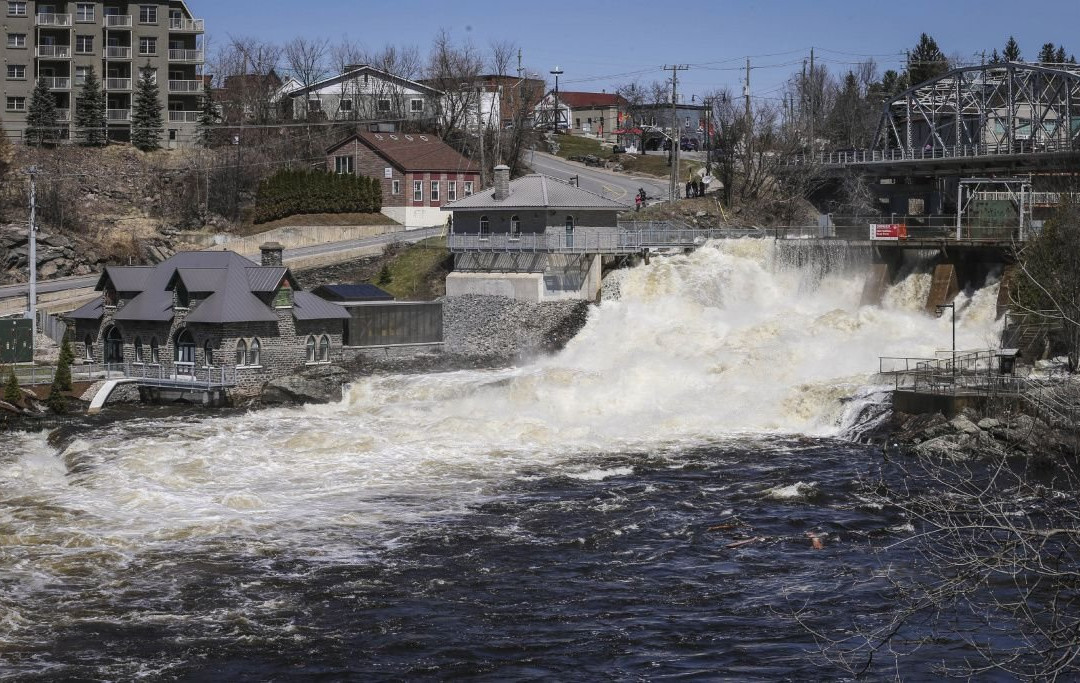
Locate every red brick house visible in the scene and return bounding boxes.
[326,131,480,229]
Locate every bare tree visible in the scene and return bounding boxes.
[489,39,516,77]
[424,30,484,142]
[284,36,330,119]
[216,36,284,125]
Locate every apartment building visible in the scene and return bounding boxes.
[1,0,204,145]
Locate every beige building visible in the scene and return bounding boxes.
[1,0,204,145]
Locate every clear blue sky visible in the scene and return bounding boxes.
[195,0,1080,100]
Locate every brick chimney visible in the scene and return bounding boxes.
[260,242,284,266]
[493,165,510,201]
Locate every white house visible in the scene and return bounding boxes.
[286,65,443,123]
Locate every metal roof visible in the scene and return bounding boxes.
[293,291,353,320]
[97,266,153,292]
[311,283,394,301]
[443,174,629,211]
[245,266,289,292]
[66,298,102,321]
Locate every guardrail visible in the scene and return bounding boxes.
[789,140,1079,166]
[9,361,236,388]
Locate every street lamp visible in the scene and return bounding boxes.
[936,302,956,378]
[550,66,563,131]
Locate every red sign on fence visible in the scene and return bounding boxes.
[870,223,907,240]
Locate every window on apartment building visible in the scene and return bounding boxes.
[139,5,157,23]
[139,37,156,55]
[334,156,354,174]
[6,96,25,111]
[464,181,473,196]
[75,35,93,54]
[7,33,26,48]
[391,180,400,195]
[410,99,424,112]
[377,99,391,112]
[412,180,423,202]
[8,2,26,17]
[75,65,90,85]
[6,64,25,79]
[447,181,456,201]
[76,3,94,21]
[430,181,439,202]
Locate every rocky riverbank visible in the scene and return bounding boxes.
[442,294,590,363]
[889,408,1077,462]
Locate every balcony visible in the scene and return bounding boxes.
[106,46,132,59]
[104,15,133,28]
[56,108,70,122]
[106,109,131,122]
[35,13,73,27]
[42,77,70,90]
[168,79,203,93]
[36,45,71,59]
[168,17,204,32]
[106,78,131,90]
[168,111,200,123]
[168,49,203,63]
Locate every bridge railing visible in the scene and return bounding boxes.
[788,139,1078,166]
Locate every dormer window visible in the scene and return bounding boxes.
[273,280,293,308]
[176,281,190,308]
[104,283,117,307]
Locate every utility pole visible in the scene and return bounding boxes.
[550,66,563,131]
[477,86,486,187]
[664,64,688,201]
[702,97,713,176]
[744,57,751,133]
[808,48,814,146]
[27,167,37,349]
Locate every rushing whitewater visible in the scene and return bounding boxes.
[0,239,1006,678]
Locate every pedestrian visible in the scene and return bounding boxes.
[635,194,642,212]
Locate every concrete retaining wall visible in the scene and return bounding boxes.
[175,224,402,253]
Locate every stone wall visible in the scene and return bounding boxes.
[442,294,590,361]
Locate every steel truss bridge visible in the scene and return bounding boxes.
[788,62,1080,174]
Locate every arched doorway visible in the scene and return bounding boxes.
[104,326,123,365]
[175,329,196,375]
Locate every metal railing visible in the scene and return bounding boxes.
[789,140,1079,167]
[106,77,131,90]
[55,108,70,122]
[10,361,236,388]
[167,110,200,123]
[106,108,131,121]
[35,12,72,27]
[104,14,133,28]
[42,76,70,90]
[168,79,203,93]
[168,17,204,31]
[168,49,203,62]
[105,46,132,59]
[36,45,71,59]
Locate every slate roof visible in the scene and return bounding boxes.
[326,131,478,174]
[312,284,394,302]
[443,174,629,211]
[78,250,347,325]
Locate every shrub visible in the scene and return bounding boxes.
[46,377,66,414]
[3,367,20,405]
[252,169,382,224]
[55,339,73,392]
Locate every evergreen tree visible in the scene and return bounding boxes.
[907,34,950,86]
[1038,43,1058,63]
[26,76,59,147]
[1003,36,1022,62]
[74,66,107,146]
[989,48,1002,64]
[1054,46,1069,63]
[45,376,67,414]
[131,63,163,151]
[197,78,219,147]
[55,338,73,391]
[3,366,21,406]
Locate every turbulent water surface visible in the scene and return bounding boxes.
[1,241,1004,680]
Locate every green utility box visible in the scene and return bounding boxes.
[0,317,32,364]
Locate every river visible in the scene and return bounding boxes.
[1,240,1004,680]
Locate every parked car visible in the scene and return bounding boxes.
[680,138,699,151]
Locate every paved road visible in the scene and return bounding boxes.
[527,151,669,206]
[0,227,444,299]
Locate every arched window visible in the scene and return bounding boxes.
[248,338,261,366]
[203,339,214,367]
[510,215,521,240]
[134,335,143,362]
[84,334,94,360]
[175,329,195,365]
[103,283,117,307]
[235,339,247,366]
[306,335,316,362]
[104,326,123,365]
[149,337,159,363]
[479,215,490,239]
[319,335,330,362]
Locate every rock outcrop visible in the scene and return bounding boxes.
[259,365,349,405]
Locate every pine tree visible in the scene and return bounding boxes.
[1003,36,1022,62]
[197,78,219,147]
[131,63,163,151]
[55,338,73,392]
[907,34,950,86]
[26,76,59,147]
[74,66,107,146]
[989,49,1002,64]
[1055,46,1068,63]
[3,366,21,405]
[45,376,67,414]
[1038,43,1058,64]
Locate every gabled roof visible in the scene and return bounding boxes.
[553,91,628,109]
[96,266,153,292]
[443,174,629,211]
[327,131,478,174]
[66,297,102,321]
[93,250,348,325]
[287,64,443,99]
